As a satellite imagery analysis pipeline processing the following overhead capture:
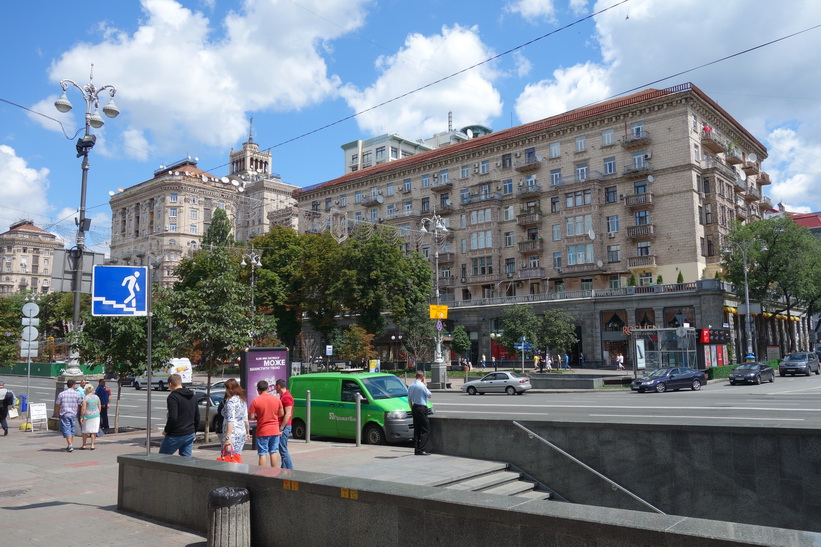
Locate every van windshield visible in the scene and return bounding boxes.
[361,376,409,400]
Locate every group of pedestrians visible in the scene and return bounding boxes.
[55,378,105,452]
[535,353,573,371]
[153,374,294,469]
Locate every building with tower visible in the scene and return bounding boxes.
[0,220,63,294]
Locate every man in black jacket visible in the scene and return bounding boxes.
[159,374,199,456]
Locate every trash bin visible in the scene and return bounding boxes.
[207,486,250,547]
[19,395,27,413]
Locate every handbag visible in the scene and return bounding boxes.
[217,444,242,464]
[8,408,18,419]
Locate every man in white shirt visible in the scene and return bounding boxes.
[407,372,432,456]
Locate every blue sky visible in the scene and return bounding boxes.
[1,0,820,254]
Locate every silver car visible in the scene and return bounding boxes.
[194,389,225,431]
[778,353,820,377]
[461,371,532,395]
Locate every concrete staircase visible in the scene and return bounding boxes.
[433,464,553,501]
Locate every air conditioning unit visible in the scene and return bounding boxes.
[507,272,514,278]
[518,180,524,186]
[164,225,170,231]
[474,163,479,168]
[607,232,616,239]
[495,162,501,167]
[644,153,652,160]
[515,152,521,158]
[619,194,625,199]
[433,173,438,179]
[335,199,340,205]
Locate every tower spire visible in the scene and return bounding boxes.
[248,117,254,144]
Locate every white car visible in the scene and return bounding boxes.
[461,371,532,395]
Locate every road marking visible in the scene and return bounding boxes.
[589,414,805,421]
[433,402,821,412]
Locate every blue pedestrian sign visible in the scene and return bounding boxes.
[92,265,148,316]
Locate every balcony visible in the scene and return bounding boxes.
[623,162,653,178]
[736,205,748,220]
[628,255,657,268]
[466,273,500,284]
[702,156,739,184]
[519,267,545,279]
[431,180,453,191]
[620,129,651,149]
[758,171,771,185]
[386,209,419,220]
[762,195,774,209]
[361,195,383,206]
[436,203,454,215]
[700,130,727,154]
[624,193,654,209]
[438,275,456,287]
[398,185,412,194]
[742,160,760,176]
[744,186,761,201]
[518,240,544,253]
[461,192,503,205]
[725,147,743,165]
[437,252,455,263]
[514,157,542,173]
[517,184,542,197]
[517,211,542,226]
[562,263,605,275]
[627,224,656,240]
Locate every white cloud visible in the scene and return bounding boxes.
[765,128,821,211]
[340,24,503,139]
[505,0,557,22]
[569,0,588,16]
[513,51,532,78]
[0,145,52,229]
[515,62,610,122]
[46,0,371,158]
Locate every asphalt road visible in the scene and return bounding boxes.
[9,372,821,431]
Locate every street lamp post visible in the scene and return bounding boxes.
[241,249,262,342]
[490,332,500,371]
[54,65,120,376]
[391,334,403,369]
[724,240,766,360]
[420,212,448,388]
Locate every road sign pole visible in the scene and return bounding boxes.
[145,264,153,455]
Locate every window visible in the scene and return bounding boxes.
[471,256,493,275]
[440,193,450,208]
[191,196,198,205]
[630,121,644,139]
[607,245,620,263]
[567,244,593,265]
[502,179,513,194]
[480,160,490,174]
[524,147,536,163]
[635,210,650,226]
[565,190,592,208]
[607,215,620,233]
[550,169,562,186]
[504,232,515,247]
[362,151,372,166]
[693,143,700,162]
[339,194,347,207]
[204,209,212,221]
[581,278,593,291]
[575,136,587,152]
[609,274,621,289]
[576,163,588,182]
[632,151,646,168]
[169,223,177,232]
[190,225,198,234]
[524,174,536,187]
[311,200,320,212]
[551,197,560,213]
[502,154,512,168]
[470,230,493,250]
[552,224,561,241]
[603,156,616,175]
[370,208,378,221]
[553,252,562,269]
[354,212,362,221]
[375,146,385,161]
[470,208,492,224]
[503,206,514,221]
[705,204,713,224]
[460,214,467,228]
[421,197,430,212]
[637,241,651,256]
[505,258,516,275]
[602,129,614,146]
[350,153,358,165]
[460,165,469,178]
[355,191,362,203]
[386,204,396,216]
[190,210,198,220]
[403,179,411,192]
[390,147,398,159]
[526,227,539,240]
[170,193,178,203]
[549,141,561,158]
[605,186,618,203]
[386,183,394,196]
[439,169,448,183]
[698,205,704,224]
[702,177,711,194]
[422,174,430,188]
[634,180,648,194]
[169,207,178,218]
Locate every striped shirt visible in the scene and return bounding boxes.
[56,388,83,417]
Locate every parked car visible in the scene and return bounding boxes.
[778,353,820,377]
[461,371,532,395]
[729,362,775,385]
[631,367,707,393]
[209,378,240,390]
[194,388,225,432]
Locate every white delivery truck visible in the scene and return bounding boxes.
[133,358,193,391]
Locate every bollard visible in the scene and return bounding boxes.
[355,393,362,447]
[305,390,311,444]
[207,486,250,547]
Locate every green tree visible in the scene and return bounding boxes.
[201,207,234,249]
[676,271,684,283]
[332,225,431,335]
[499,305,540,362]
[0,296,22,366]
[538,309,578,357]
[450,324,471,358]
[335,324,376,366]
[627,274,637,286]
[396,302,435,368]
[656,275,663,284]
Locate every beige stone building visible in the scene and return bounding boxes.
[0,220,63,294]
[109,132,298,286]
[295,83,794,365]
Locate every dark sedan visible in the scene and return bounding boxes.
[631,367,707,393]
[729,362,775,385]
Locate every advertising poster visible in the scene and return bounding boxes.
[635,339,646,370]
[241,347,289,408]
[703,346,713,368]
[368,359,380,373]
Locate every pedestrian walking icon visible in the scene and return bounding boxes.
[92,265,148,316]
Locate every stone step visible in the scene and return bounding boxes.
[443,470,522,491]
[481,479,537,496]
[515,489,553,501]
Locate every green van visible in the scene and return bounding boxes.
[289,372,433,445]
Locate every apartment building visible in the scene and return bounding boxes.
[0,220,62,294]
[296,83,804,365]
[109,132,298,287]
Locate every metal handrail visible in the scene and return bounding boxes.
[512,421,665,514]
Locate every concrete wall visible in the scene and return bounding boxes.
[431,419,821,533]
[118,454,818,546]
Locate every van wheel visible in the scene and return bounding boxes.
[158,381,166,391]
[133,381,141,390]
[292,419,306,440]
[364,423,386,445]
